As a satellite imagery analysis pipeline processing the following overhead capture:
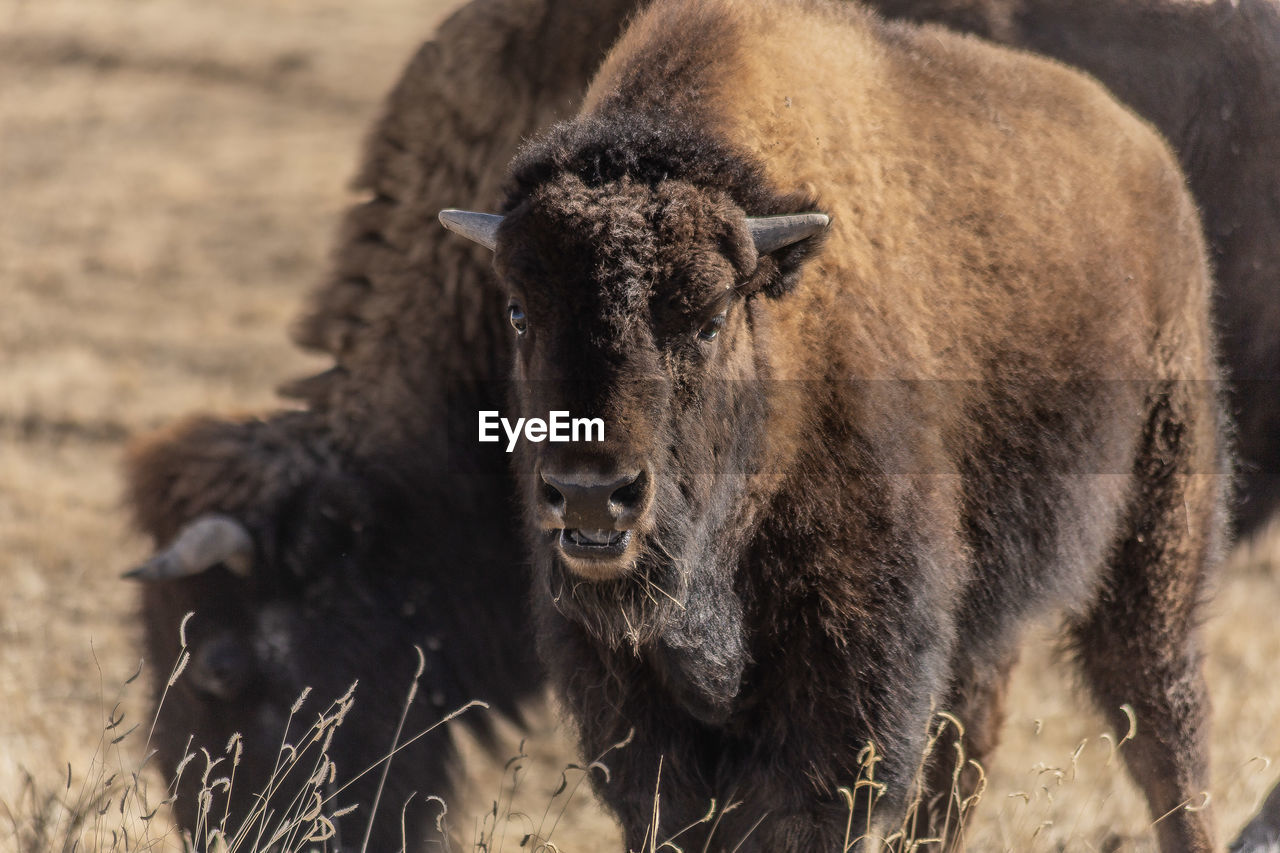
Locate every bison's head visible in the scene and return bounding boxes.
[442,175,826,669]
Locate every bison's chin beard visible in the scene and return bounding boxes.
[541,521,687,652]
[536,500,750,726]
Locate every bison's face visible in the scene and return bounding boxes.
[497,178,760,583]
[464,175,826,643]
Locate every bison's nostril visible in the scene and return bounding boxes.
[540,475,565,510]
[609,469,647,512]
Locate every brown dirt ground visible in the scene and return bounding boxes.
[2,0,1277,850]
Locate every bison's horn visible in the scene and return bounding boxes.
[123,515,253,582]
[747,213,830,255]
[439,209,503,251]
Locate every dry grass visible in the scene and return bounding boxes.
[2,0,1278,849]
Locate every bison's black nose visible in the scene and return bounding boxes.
[539,466,651,530]
[190,633,254,700]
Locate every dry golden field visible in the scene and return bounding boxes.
[2,0,1279,850]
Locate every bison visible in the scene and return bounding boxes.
[439,0,1227,849]
[126,413,542,848]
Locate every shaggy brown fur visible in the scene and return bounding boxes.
[286,0,637,453]
[867,0,1280,537]
[463,0,1229,849]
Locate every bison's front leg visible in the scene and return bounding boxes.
[703,612,960,849]
[911,645,1021,851]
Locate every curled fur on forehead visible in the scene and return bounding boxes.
[504,174,761,300]
[503,112,827,296]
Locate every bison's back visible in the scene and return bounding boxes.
[715,0,1211,383]
[291,0,637,454]
[586,0,1211,384]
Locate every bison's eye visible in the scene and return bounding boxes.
[508,301,528,335]
[697,312,726,342]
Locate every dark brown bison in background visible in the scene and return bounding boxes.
[440,0,1226,849]
[126,413,542,848]
[124,0,1280,846]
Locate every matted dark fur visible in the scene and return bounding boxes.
[285,0,638,452]
[466,0,1228,849]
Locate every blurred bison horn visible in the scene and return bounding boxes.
[123,515,253,581]
[747,213,830,255]
[1230,778,1280,852]
[438,209,503,251]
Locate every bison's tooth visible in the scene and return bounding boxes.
[577,528,616,544]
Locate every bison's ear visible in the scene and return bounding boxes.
[744,213,829,298]
[439,209,503,251]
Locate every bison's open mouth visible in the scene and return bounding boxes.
[559,528,631,560]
